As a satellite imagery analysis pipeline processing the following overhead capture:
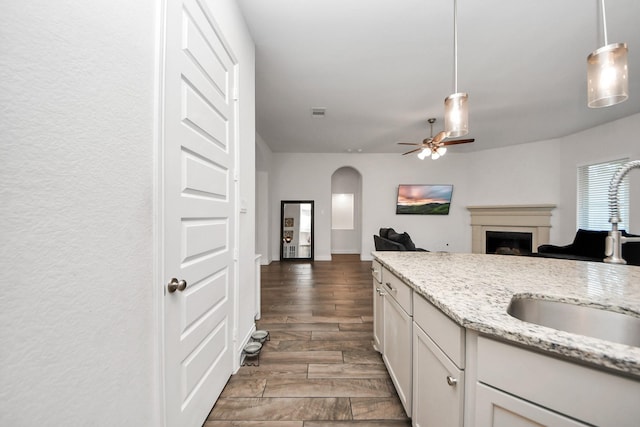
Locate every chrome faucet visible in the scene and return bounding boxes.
[604,160,640,264]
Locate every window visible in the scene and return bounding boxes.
[577,158,629,231]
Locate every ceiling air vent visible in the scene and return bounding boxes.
[311,107,326,118]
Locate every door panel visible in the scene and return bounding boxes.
[162,0,237,425]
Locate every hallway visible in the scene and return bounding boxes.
[205,254,411,426]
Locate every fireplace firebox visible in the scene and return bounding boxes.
[486,231,533,255]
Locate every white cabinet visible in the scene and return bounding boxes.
[413,323,464,427]
[380,268,413,416]
[372,260,383,352]
[412,293,465,426]
[476,337,640,427]
[476,383,586,427]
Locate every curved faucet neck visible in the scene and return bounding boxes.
[605,160,640,264]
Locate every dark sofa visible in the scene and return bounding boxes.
[373,228,427,251]
[536,229,640,266]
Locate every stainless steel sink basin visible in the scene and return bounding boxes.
[507,297,640,347]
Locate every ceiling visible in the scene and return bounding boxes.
[237,0,640,154]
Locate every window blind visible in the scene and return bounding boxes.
[577,158,629,231]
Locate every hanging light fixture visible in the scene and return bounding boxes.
[587,0,628,108]
[444,0,469,137]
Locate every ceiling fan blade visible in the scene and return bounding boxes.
[402,147,423,155]
[432,131,447,144]
[442,138,475,146]
[397,142,421,146]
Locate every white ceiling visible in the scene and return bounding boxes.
[237,0,640,154]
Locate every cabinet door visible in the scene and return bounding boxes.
[383,294,412,416]
[476,383,587,427]
[372,280,384,352]
[413,324,464,427]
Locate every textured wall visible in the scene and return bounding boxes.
[0,1,158,425]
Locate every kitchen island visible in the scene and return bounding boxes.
[372,251,640,427]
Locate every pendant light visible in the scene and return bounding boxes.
[444,0,469,137]
[587,0,628,108]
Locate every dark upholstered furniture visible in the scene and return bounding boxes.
[373,228,427,251]
[536,229,640,266]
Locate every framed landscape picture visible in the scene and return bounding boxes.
[396,184,453,215]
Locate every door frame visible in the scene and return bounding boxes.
[280,200,315,261]
[152,0,242,425]
[153,0,168,425]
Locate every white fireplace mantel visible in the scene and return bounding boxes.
[467,204,556,254]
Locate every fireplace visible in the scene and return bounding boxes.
[467,205,556,254]
[486,231,533,255]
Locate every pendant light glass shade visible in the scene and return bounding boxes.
[587,43,628,108]
[445,0,469,137]
[444,92,469,137]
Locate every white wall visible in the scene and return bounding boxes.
[1,1,158,425]
[263,114,640,261]
[270,153,471,260]
[0,0,256,425]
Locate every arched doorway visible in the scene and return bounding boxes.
[330,166,363,256]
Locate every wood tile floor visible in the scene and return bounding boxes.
[205,254,411,427]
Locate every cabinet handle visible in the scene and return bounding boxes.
[446,375,458,387]
[375,287,386,296]
[385,282,395,292]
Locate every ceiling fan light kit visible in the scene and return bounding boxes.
[397,117,474,159]
[587,0,628,108]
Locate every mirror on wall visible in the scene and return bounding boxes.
[280,200,314,260]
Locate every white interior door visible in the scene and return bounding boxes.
[161,0,237,425]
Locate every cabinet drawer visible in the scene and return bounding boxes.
[381,267,412,315]
[475,383,586,426]
[371,260,382,283]
[477,337,640,427]
[414,294,465,369]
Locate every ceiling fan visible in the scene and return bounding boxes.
[398,118,474,159]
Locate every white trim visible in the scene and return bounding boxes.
[232,63,241,373]
[467,205,556,254]
[153,0,168,425]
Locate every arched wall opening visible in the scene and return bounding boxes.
[330,166,363,255]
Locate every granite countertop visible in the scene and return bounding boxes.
[372,251,640,378]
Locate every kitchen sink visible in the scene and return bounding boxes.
[507,296,640,347]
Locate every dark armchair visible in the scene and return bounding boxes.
[373,228,428,251]
[536,229,640,265]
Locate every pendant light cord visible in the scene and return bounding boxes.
[453,0,458,93]
[601,0,608,46]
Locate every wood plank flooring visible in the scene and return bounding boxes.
[205,254,411,427]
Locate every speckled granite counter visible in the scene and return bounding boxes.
[372,251,640,378]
